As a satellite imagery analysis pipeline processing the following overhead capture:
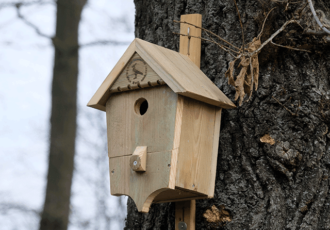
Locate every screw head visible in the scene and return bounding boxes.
[178,222,187,230]
[133,161,138,166]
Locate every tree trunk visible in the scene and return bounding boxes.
[39,0,86,229]
[126,0,330,229]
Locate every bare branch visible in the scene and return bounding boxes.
[257,7,276,39]
[0,0,53,9]
[15,3,52,39]
[79,40,131,48]
[250,20,298,56]
[173,20,241,51]
[173,32,237,57]
[304,29,329,36]
[232,0,245,54]
[272,96,296,116]
[307,0,330,34]
[271,40,311,52]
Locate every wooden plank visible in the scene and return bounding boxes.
[168,96,184,188]
[153,187,207,203]
[109,151,173,213]
[109,52,163,93]
[135,39,184,93]
[130,146,147,172]
[136,39,236,109]
[106,86,178,158]
[179,14,202,68]
[208,108,222,197]
[87,39,136,110]
[88,37,235,111]
[175,200,196,230]
[175,97,216,195]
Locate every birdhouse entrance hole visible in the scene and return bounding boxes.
[135,98,148,116]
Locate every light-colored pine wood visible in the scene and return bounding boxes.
[109,150,174,213]
[208,108,222,197]
[179,14,202,68]
[130,146,147,172]
[106,86,178,158]
[175,200,196,230]
[135,39,235,109]
[175,95,217,195]
[109,52,164,93]
[153,187,207,203]
[168,96,184,189]
[87,40,136,111]
[87,38,235,111]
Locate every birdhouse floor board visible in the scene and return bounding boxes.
[109,150,173,213]
[153,187,207,203]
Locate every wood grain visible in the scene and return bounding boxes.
[179,14,202,68]
[87,40,136,111]
[130,146,147,172]
[175,97,217,195]
[106,86,178,158]
[109,52,164,93]
[208,108,222,197]
[153,187,207,203]
[109,150,173,213]
[136,39,235,109]
[175,200,196,230]
[88,38,235,111]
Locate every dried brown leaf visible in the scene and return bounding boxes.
[249,38,261,91]
[225,37,261,106]
[203,205,232,224]
[234,57,249,105]
[260,134,275,145]
[225,59,237,86]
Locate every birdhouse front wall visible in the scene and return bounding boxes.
[106,86,178,158]
[106,85,179,212]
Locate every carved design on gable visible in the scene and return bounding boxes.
[109,52,165,93]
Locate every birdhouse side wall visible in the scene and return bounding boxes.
[175,96,222,197]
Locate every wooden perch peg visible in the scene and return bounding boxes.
[130,146,147,172]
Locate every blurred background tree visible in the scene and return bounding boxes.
[0,0,134,229]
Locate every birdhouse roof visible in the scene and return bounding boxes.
[87,38,236,111]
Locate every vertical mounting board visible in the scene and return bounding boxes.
[175,13,202,230]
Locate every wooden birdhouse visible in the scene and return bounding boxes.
[88,29,235,213]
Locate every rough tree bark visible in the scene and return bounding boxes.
[126,0,330,229]
[39,0,86,229]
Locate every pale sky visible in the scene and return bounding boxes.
[0,0,135,229]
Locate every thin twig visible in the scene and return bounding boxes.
[15,4,51,39]
[307,0,330,34]
[173,20,241,51]
[271,40,311,52]
[272,96,296,116]
[250,19,297,56]
[0,1,53,9]
[304,28,329,35]
[257,7,277,39]
[173,32,237,57]
[202,30,240,54]
[232,0,245,54]
[249,57,253,99]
